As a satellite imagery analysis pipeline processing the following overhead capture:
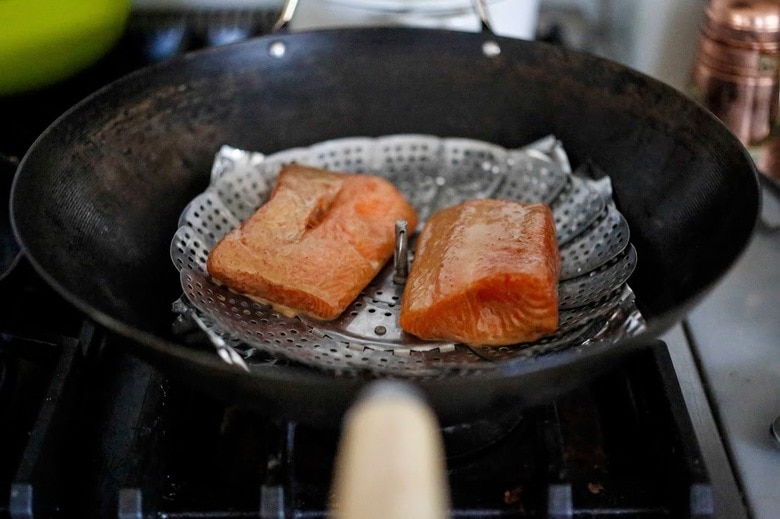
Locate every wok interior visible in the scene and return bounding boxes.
[13,29,758,356]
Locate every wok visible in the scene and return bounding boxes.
[1,155,22,280]
[10,27,759,427]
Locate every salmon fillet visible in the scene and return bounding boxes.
[399,199,559,346]
[207,164,419,320]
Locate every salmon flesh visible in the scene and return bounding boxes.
[399,199,560,346]
[207,164,419,320]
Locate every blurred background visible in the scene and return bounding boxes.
[0,0,706,160]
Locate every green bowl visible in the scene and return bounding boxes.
[0,0,131,94]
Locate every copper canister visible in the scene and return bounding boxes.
[691,0,780,179]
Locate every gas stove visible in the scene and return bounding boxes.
[1,7,769,518]
[0,257,723,518]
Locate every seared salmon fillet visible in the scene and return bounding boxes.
[399,199,559,346]
[207,164,419,320]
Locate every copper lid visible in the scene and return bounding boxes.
[705,0,780,49]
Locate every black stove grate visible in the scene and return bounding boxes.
[98,345,711,519]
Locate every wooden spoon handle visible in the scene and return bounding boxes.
[330,381,450,519]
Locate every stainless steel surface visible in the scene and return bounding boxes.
[392,219,409,285]
[191,311,250,371]
[171,135,641,375]
[772,415,780,445]
[664,324,749,519]
[557,245,635,309]
[558,204,630,279]
[682,189,780,518]
[172,296,251,370]
[275,0,496,33]
[283,0,539,39]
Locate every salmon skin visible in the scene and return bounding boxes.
[207,164,419,321]
[399,199,560,346]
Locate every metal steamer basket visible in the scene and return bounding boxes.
[171,135,643,377]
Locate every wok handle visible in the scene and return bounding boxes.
[272,0,298,32]
[471,0,495,34]
[272,0,495,34]
[329,381,450,519]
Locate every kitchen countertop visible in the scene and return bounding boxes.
[673,184,780,519]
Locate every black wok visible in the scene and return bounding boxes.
[10,28,759,427]
[1,155,22,281]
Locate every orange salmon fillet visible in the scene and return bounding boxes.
[399,199,559,346]
[207,164,419,320]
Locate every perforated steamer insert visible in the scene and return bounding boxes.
[171,135,644,377]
